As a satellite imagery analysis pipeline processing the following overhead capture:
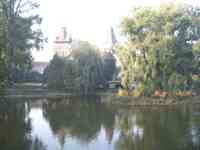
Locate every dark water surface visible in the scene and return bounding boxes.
[0,96,200,150]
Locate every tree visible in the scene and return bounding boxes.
[117,3,200,96]
[71,41,104,94]
[45,41,105,94]
[102,52,116,81]
[0,1,8,87]
[63,59,79,92]
[44,55,65,89]
[12,49,33,82]
[0,0,43,84]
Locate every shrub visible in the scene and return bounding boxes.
[131,83,145,97]
[117,89,129,96]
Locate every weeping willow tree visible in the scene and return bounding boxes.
[117,3,200,96]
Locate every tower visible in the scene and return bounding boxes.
[53,27,72,57]
[110,27,117,47]
[102,27,118,81]
[109,26,117,53]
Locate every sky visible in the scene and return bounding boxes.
[32,0,200,62]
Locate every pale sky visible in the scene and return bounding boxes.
[32,0,200,62]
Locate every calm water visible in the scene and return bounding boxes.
[0,96,200,150]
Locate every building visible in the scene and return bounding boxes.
[53,27,72,57]
[103,27,118,53]
[102,27,118,59]
[101,27,119,81]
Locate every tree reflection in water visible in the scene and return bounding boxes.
[0,100,46,150]
[0,97,200,150]
[42,95,116,146]
[114,106,200,150]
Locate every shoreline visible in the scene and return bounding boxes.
[0,88,199,106]
[102,95,200,106]
[0,88,113,100]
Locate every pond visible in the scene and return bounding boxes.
[0,96,200,150]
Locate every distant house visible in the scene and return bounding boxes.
[32,62,49,74]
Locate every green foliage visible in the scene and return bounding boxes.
[117,44,136,89]
[168,73,188,93]
[63,59,79,91]
[0,0,43,84]
[192,75,200,91]
[0,56,7,88]
[44,55,66,89]
[102,52,116,81]
[12,49,33,82]
[45,41,105,94]
[131,83,145,97]
[117,3,200,95]
[71,41,104,94]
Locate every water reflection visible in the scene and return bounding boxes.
[115,106,200,150]
[42,96,116,148]
[0,97,200,150]
[0,100,46,150]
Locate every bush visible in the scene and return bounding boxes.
[192,75,200,90]
[193,80,200,89]
[131,83,145,97]
[117,89,129,96]
[168,73,188,93]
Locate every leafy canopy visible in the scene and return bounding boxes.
[117,3,200,95]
